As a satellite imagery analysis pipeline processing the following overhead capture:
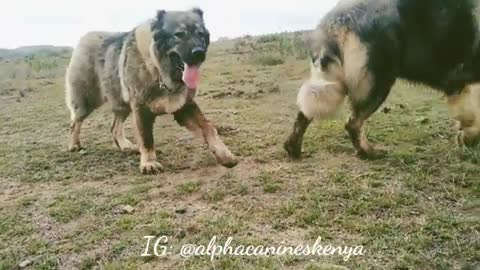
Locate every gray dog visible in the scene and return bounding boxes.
[65,8,238,174]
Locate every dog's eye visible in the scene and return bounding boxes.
[174,31,186,39]
[198,31,210,39]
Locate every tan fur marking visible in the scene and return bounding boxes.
[139,146,157,163]
[68,121,82,151]
[343,32,373,102]
[346,115,374,157]
[180,106,237,167]
[447,84,480,145]
[358,126,372,153]
[148,92,188,114]
[204,127,235,164]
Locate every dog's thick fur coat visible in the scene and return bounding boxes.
[285,0,480,159]
[66,9,237,173]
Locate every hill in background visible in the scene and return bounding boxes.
[0,45,72,60]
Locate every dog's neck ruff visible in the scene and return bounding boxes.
[159,80,180,94]
[158,79,197,100]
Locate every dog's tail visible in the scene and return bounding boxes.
[297,44,347,120]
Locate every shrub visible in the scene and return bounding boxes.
[251,32,310,65]
[254,53,285,66]
[257,34,281,44]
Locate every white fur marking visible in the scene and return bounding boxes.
[118,43,130,103]
[297,57,346,120]
[297,79,346,120]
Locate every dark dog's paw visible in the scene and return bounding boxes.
[284,140,302,159]
[140,161,164,174]
[68,144,84,152]
[357,149,387,160]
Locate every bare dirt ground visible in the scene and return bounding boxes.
[0,35,478,270]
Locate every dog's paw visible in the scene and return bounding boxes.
[284,140,302,159]
[357,148,387,160]
[220,157,238,168]
[457,130,480,147]
[68,143,84,152]
[215,149,238,168]
[140,161,164,174]
[115,138,139,154]
[120,143,139,154]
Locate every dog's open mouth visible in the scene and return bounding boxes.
[169,52,201,90]
[182,65,200,90]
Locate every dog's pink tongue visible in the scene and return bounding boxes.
[182,65,200,90]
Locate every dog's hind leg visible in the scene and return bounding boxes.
[66,84,101,152]
[341,31,398,159]
[111,109,137,153]
[65,47,103,152]
[68,105,98,152]
[345,75,396,159]
[174,101,238,168]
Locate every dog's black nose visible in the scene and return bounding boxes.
[190,47,206,65]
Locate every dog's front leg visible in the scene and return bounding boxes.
[131,103,163,174]
[174,101,238,168]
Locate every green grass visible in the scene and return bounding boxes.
[254,53,285,66]
[0,34,478,270]
[176,181,202,195]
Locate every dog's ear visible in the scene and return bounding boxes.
[152,10,166,31]
[191,8,204,19]
[156,10,167,25]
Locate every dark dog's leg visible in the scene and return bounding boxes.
[174,101,238,168]
[284,112,312,159]
[131,104,162,174]
[346,78,395,159]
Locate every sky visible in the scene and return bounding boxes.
[0,0,338,49]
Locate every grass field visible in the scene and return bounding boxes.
[0,34,478,270]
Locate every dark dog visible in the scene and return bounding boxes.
[285,0,480,159]
[66,9,238,173]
